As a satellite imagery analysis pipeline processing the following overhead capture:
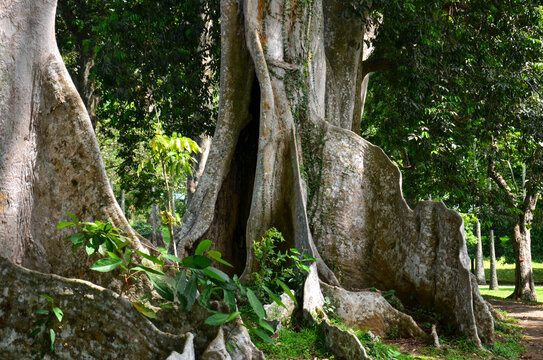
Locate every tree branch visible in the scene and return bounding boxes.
[488,158,517,208]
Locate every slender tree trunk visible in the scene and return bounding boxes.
[475,220,486,284]
[121,189,126,215]
[510,218,537,301]
[489,229,499,290]
[186,135,212,206]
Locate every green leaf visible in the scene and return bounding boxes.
[135,249,164,266]
[276,280,297,306]
[184,275,198,310]
[123,248,132,266]
[157,247,168,254]
[35,309,49,316]
[49,329,56,352]
[205,311,241,326]
[247,289,266,320]
[40,295,54,304]
[31,319,46,327]
[107,251,120,259]
[203,267,230,283]
[262,285,286,309]
[258,318,274,333]
[90,258,122,272]
[85,242,96,256]
[64,233,85,247]
[182,255,212,269]
[195,239,212,255]
[53,307,63,322]
[207,250,233,267]
[130,265,165,276]
[224,290,236,312]
[56,221,74,229]
[148,274,174,301]
[29,328,41,338]
[198,285,213,307]
[66,211,78,223]
[252,327,274,344]
[162,254,183,263]
[133,302,157,319]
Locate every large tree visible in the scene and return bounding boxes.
[177,0,493,349]
[1,0,495,356]
[0,0,145,286]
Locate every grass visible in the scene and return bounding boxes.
[253,316,524,360]
[479,285,543,301]
[483,259,543,285]
[252,325,331,359]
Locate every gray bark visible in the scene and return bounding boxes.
[177,0,493,350]
[511,214,537,301]
[186,135,212,206]
[475,220,486,284]
[121,189,126,215]
[489,229,499,290]
[0,0,141,287]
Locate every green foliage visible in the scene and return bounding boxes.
[58,214,285,344]
[252,325,331,360]
[29,295,63,358]
[56,0,220,196]
[131,220,153,238]
[364,1,543,223]
[138,120,200,253]
[460,212,479,257]
[250,228,314,303]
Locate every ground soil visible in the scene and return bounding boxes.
[489,299,543,360]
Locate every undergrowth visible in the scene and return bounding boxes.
[253,311,524,360]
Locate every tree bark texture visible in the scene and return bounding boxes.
[0,0,141,286]
[489,229,499,290]
[511,219,537,301]
[475,220,486,285]
[177,0,493,349]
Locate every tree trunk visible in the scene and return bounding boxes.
[489,229,499,290]
[186,135,212,206]
[475,220,486,284]
[0,0,141,286]
[510,219,537,301]
[121,189,126,215]
[177,0,493,349]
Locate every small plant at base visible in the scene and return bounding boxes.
[58,214,284,344]
[250,227,315,304]
[322,296,336,318]
[138,114,201,257]
[29,295,63,359]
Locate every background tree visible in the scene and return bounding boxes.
[56,0,220,208]
[363,0,543,301]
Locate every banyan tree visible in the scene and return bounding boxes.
[0,0,493,358]
[177,0,494,352]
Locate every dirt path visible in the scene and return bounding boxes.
[489,299,543,360]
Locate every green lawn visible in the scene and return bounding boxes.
[479,285,543,301]
[482,259,543,285]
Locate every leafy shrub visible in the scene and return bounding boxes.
[250,227,315,303]
[131,220,153,238]
[58,213,283,344]
[29,295,63,358]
